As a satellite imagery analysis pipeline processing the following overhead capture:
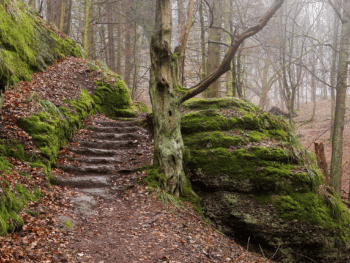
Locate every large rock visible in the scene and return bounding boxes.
[0,0,82,91]
[181,98,350,262]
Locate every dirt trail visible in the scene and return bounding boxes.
[52,115,273,263]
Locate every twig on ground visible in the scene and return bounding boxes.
[259,244,266,258]
[271,244,280,260]
[291,251,319,263]
[247,237,250,252]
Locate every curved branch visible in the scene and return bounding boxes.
[180,0,285,103]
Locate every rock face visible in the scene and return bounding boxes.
[181,98,350,262]
[0,0,82,91]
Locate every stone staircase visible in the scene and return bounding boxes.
[55,117,152,199]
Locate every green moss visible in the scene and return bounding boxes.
[63,219,73,229]
[181,110,236,134]
[25,210,39,217]
[0,139,30,161]
[183,131,245,150]
[144,167,167,192]
[248,131,264,142]
[0,1,82,87]
[15,184,37,205]
[273,193,350,240]
[34,188,43,198]
[188,147,317,195]
[183,97,260,112]
[175,85,189,94]
[0,156,13,171]
[18,171,30,178]
[93,78,138,118]
[135,101,151,113]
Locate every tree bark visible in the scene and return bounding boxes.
[107,0,115,71]
[83,0,91,54]
[330,0,350,195]
[330,0,342,139]
[124,0,132,87]
[64,0,73,35]
[204,0,222,98]
[199,0,206,80]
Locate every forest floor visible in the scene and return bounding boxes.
[294,97,350,199]
[0,56,273,262]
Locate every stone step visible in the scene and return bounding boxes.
[61,164,115,175]
[69,148,126,157]
[56,175,110,188]
[91,132,141,141]
[91,126,141,134]
[79,140,138,149]
[81,188,111,199]
[75,156,122,165]
[93,120,139,127]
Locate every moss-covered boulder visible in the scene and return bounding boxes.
[182,97,350,262]
[0,0,83,90]
[93,78,138,118]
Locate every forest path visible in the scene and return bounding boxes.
[53,114,273,263]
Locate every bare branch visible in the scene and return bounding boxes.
[180,0,285,103]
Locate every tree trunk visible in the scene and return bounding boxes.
[204,0,222,98]
[64,0,72,35]
[124,0,132,86]
[116,17,122,74]
[199,0,206,80]
[107,0,115,71]
[83,0,91,54]
[330,0,341,139]
[150,0,186,196]
[259,57,270,110]
[88,0,96,60]
[331,0,350,195]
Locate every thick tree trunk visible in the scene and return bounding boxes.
[150,0,186,196]
[204,0,222,98]
[331,0,350,195]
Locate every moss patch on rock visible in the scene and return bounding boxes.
[0,180,41,235]
[93,78,138,118]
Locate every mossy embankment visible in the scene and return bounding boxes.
[0,0,82,91]
[0,65,138,235]
[0,6,139,235]
[179,97,350,262]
